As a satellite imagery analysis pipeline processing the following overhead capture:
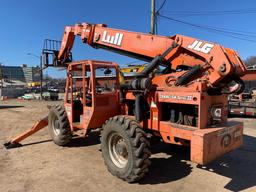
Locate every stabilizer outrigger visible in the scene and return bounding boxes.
[4,116,48,149]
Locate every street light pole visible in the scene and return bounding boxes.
[27,53,43,99]
[40,55,43,99]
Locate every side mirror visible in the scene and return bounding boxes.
[104,68,112,75]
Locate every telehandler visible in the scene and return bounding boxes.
[5,23,247,182]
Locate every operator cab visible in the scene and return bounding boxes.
[64,60,120,133]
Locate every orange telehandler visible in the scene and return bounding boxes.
[5,23,247,182]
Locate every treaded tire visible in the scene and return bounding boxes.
[101,115,151,183]
[48,105,72,146]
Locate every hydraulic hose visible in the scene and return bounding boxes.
[135,94,144,122]
[139,42,178,77]
[175,65,202,86]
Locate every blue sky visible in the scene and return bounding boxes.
[0,0,255,78]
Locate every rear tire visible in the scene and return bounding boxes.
[48,105,72,146]
[101,116,151,182]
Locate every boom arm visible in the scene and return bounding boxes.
[57,23,247,88]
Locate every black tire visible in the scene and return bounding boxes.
[101,115,151,182]
[48,105,72,146]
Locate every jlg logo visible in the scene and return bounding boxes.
[187,40,214,54]
[102,31,123,46]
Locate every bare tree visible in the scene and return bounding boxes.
[244,56,256,67]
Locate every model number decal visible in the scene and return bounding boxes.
[102,30,123,46]
[160,94,193,101]
[188,40,214,54]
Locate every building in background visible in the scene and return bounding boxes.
[0,64,3,88]
[0,64,40,83]
[0,64,41,98]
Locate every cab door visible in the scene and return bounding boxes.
[64,67,74,130]
[84,62,120,129]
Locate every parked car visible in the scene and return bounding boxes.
[42,90,59,101]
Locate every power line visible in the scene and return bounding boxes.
[166,9,256,13]
[158,14,256,38]
[210,26,256,35]
[154,0,167,34]
[156,0,166,14]
[158,14,256,43]
[159,14,256,38]
[162,9,256,17]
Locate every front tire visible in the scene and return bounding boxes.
[101,116,151,182]
[48,105,72,146]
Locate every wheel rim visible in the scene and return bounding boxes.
[108,132,128,168]
[52,114,61,135]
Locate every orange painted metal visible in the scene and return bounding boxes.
[151,120,243,165]
[57,23,247,87]
[7,116,48,144]
[241,69,256,81]
[52,22,248,165]
[191,121,243,164]
[5,21,248,167]
[63,60,120,136]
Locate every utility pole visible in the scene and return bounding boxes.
[150,0,156,34]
